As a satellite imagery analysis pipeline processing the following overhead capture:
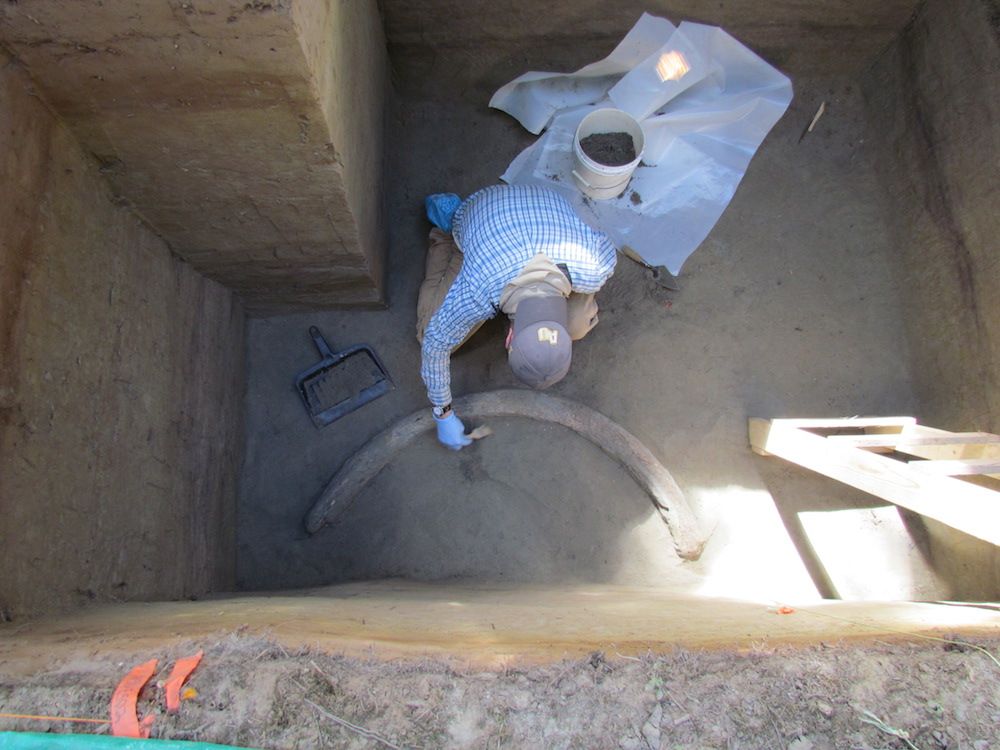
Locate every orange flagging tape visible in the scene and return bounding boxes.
[0,712,109,724]
[164,650,204,714]
[110,657,158,738]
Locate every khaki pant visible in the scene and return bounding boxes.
[416,228,599,345]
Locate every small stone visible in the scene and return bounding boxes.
[973,741,989,750]
[788,739,814,750]
[816,701,834,718]
[673,714,692,727]
[641,704,662,748]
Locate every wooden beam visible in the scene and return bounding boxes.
[892,425,1000,459]
[892,426,1000,481]
[826,433,1000,449]
[908,459,1000,476]
[755,417,917,429]
[748,417,775,456]
[748,418,1000,546]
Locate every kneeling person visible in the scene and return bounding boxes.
[417,185,617,450]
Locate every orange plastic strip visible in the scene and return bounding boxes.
[110,657,158,738]
[164,650,203,714]
[0,712,109,724]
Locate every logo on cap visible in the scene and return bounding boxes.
[537,327,560,346]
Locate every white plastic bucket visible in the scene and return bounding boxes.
[572,108,644,200]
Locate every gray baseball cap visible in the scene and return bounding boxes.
[507,295,572,389]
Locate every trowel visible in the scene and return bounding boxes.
[620,245,680,290]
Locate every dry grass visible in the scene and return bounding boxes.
[2,632,999,749]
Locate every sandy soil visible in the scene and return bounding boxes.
[2,634,999,749]
[237,74,994,606]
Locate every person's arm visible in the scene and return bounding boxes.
[420,275,493,449]
[571,235,619,294]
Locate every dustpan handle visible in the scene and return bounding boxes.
[309,326,336,359]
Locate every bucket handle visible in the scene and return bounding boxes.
[572,169,630,193]
[571,169,593,189]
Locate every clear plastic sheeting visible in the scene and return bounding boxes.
[490,13,793,274]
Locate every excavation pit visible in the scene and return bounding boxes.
[1,0,998,746]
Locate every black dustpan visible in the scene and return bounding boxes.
[295,326,394,428]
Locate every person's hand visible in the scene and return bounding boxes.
[435,410,473,451]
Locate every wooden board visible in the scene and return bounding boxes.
[749,418,1000,546]
[826,432,1000,449]
[908,458,1000,476]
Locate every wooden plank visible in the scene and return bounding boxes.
[749,417,917,456]
[893,426,1000,481]
[755,417,917,430]
[892,425,1000,460]
[826,432,1000,448]
[748,417,774,456]
[748,418,1000,546]
[908,459,1000,476]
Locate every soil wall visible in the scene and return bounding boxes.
[863,0,1000,592]
[294,0,390,302]
[864,0,1000,433]
[0,1,390,312]
[378,0,921,100]
[0,52,245,618]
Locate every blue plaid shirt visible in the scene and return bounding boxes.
[421,185,618,406]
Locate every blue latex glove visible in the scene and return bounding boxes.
[425,193,462,232]
[435,411,473,451]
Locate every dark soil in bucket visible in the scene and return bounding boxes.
[580,131,636,166]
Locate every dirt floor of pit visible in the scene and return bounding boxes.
[237,70,996,602]
[2,633,1000,748]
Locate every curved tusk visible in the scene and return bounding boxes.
[304,389,706,560]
